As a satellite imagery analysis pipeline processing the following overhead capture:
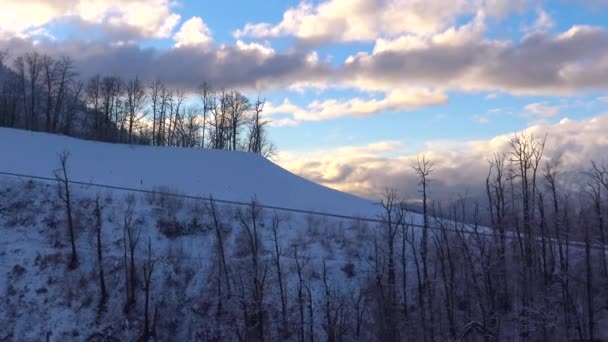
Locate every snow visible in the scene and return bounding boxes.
[0,128,387,340]
[1,128,607,341]
[0,127,378,218]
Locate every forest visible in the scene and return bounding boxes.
[0,50,275,157]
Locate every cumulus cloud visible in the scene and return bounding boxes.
[339,23,608,94]
[0,0,181,40]
[234,0,526,43]
[277,113,608,200]
[234,0,466,42]
[265,88,447,122]
[1,1,606,110]
[174,17,212,48]
[0,36,330,91]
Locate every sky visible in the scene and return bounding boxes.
[1,0,607,201]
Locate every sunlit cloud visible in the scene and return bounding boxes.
[277,113,608,200]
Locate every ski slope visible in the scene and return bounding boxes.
[0,128,379,217]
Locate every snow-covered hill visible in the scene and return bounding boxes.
[3,128,604,341]
[0,127,377,217]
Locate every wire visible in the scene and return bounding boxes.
[0,170,604,250]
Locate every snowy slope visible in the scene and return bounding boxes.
[0,128,378,217]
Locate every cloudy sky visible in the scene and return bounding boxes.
[1,0,607,200]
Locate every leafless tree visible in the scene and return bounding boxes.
[123,195,141,311]
[14,56,28,128]
[25,52,43,130]
[125,77,147,143]
[238,200,269,341]
[86,74,102,137]
[93,195,107,308]
[41,54,57,132]
[149,80,163,145]
[228,90,250,151]
[52,56,76,132]
[486,152,510,305]
[270,214,288,336]
[584,161,608,278]
[54,151,78,269]
[294,246,309,342]
[142,237,156,341]
[207,196,231,314]
[197,82,213,148]
[508,133,546,295]
[248,96,265,154]
[411,154,434,341]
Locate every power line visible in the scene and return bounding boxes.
[0,170,603,250]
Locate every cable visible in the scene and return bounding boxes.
[0,170,604,250]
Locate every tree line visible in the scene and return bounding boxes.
[0,50,275,157]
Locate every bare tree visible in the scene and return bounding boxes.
[197,82,213,148]
[94,195,107,308]
[149,80,163,145]
[52,56,76,132]
[62,80,83,135]
[86,74,102,137]
[486,152,509,305]
[270,214,288,336]
[125,76,147,143]
[101,76,120,140]
[0,51,20,127]
[238,200,269,341]
[142,237,156,341]
[584,161,608,278]
[207,196,231,314]
[14,56,28,128]
[227,90,250,151]
[508,133,546,291]
[294,246,309,342]
[41,54,57,132]
[54,151,78,269]
[411,154,434,341]
[25,52,43,130]
[123,195,141,311]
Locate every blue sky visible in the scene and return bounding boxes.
[1,0,607,198]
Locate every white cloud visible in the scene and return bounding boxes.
[339,23,608,95]
[0,0,181,39]
[235,40,274,56]
[524,102,561,117]
[234,0,528,43]
[523,8,555,34]
[174,17,212,48]
[234,0,471,42]
[277,113,608,200]
[266,88,447,122]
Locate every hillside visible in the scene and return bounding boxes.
[0,127,378,217]
[1,128,606,341]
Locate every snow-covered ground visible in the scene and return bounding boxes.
[0,128,389,340]
[0,127,378,218]
[2,128,605,341]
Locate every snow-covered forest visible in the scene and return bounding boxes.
[1,124,608,341]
